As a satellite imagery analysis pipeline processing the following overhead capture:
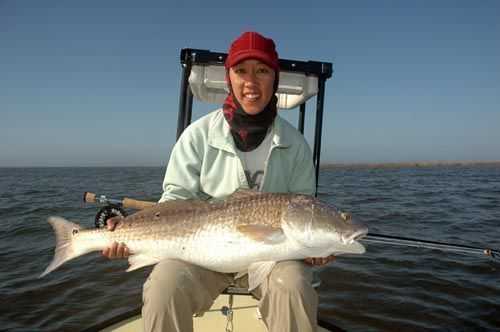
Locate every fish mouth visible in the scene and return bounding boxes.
[341,227,369,245]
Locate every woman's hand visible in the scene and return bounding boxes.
[101,217,130,259]
[304,255,336,266]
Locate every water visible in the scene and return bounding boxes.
[1,165,499,331]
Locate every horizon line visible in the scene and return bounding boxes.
[2,160,500,169]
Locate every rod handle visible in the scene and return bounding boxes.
[83,191,97,203]
[122,197,156,210]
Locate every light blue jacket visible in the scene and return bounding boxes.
[159,109,315,202]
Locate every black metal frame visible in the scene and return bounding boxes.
[176,48,333,195]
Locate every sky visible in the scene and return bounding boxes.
[1,0,499,167]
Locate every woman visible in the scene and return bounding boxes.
[104,31,335,332]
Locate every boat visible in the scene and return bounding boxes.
[82,289,344,332]
[83,48,339,332]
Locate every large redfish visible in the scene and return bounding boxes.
[40,190,367,290]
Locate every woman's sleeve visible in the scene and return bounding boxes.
[158,129,205,202]
[288,140,316,196]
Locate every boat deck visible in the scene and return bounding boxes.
[98,294,331,332]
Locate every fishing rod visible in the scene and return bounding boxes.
[83,191,499,261]
[83,192,156,228]
[83,192,156,210]
[361,233,499,262]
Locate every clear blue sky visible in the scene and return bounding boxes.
[1,0,499,167]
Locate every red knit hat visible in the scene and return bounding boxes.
[225,32,279,72]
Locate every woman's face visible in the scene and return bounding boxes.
[228,59,276,115]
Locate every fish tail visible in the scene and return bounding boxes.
[39,216,82,278]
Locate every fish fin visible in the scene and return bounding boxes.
[127,199,211,222]
[157,199,210,209]
[39,217,82,278]
[210,189,261,205]
[126,253,161,272]
[235,271,247,279]
[247,261,276,291]
[228,189,263,200]
[236,225,285,244]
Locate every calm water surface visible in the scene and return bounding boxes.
[1,166,499,331]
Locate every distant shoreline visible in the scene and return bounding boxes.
[320,160,500,169]
[0,160,500,169]
[1,160,500,169]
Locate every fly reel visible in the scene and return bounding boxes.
[95,205,127,229]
